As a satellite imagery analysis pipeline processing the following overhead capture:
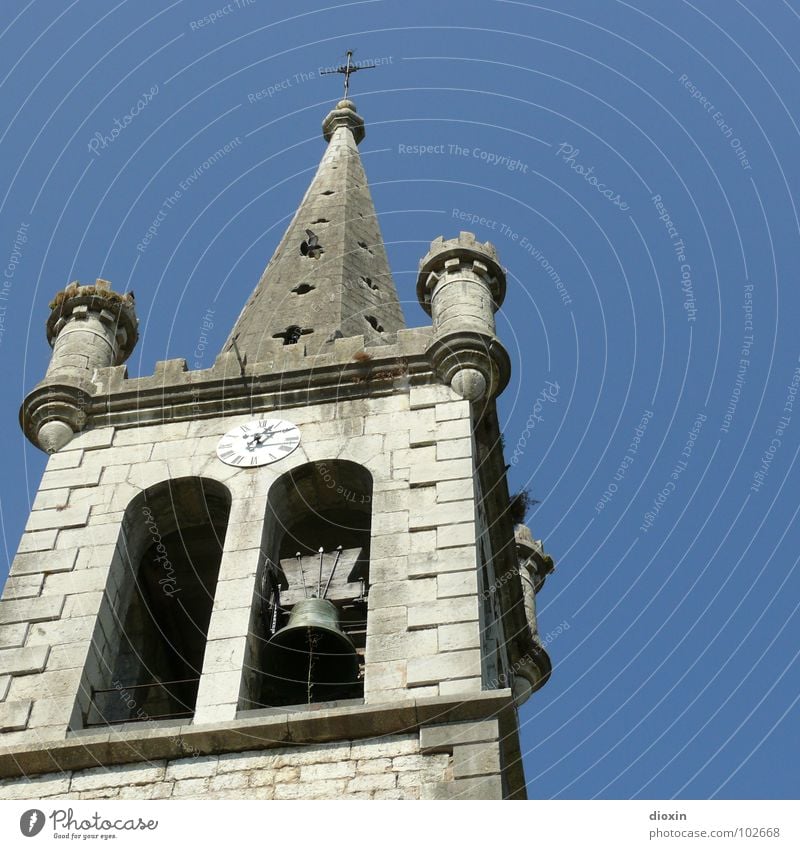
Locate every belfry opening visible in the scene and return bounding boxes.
[240,460,372,710]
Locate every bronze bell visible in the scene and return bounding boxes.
[263,597,360,705]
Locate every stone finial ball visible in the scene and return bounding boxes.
[450,368,487,401]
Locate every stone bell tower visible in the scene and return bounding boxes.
[0,95,554,800]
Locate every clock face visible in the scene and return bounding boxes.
[216,418,301,467]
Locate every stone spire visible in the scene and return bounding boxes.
[222,99,405,363]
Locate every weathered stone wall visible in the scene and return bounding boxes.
[0,735,449,800]
[0,382,484,747]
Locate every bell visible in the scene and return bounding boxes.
[263,597,360,705]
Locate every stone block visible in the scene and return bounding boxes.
[436,478,475,503]
[420,719,499,752]
[350,735,418,759]
[438,621,480,652]
[209,772,249,792]
[453,742,502,778]
[407,596,478,629]
[25,615,93,646]
[0,623,28,649]
[171,777,211,798]
[299,760,356,781]
[366,629,437,663]
[435,417,473,441]
[0,674,9,699]
[211,577,257,611]
[46,450,83,471]
[69,761,166,792]
[16,530,59,554]
[10,549,78,577]
[201,637,247,674]
[410,457,473,485]
[436,438,472,460]
[437,677,482,696]
[368,556,409,584]
[421,775,502,800]
[224,522,265,551]
[0,595,64,626]
[410,384,457,409]
[44,568,109,596]
[165,756,218,781]
[368,578,435,609]
[275,778,347,799]
[407,650,481,686]
[409,529,436,553]
[410,500,474,530]
[437,522,476,549]
[194,669,242,712]
[32,488,70,511]
[408,546,477,578]
[363,660,406,692]
[365,607,407,636]
[347,772,397,792]
[370,510,409,535]
[57,523,119,550]
[437,570,478,598]
[206,607,252,641]
[0,699,32,731]
[67,427,115,450]
[39,464,103,491]
[0,774,71,799]
[435,400,470,422]
[3,573,44,599]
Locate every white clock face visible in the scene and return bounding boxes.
[216,418,301,467]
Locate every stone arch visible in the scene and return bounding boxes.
[75,477,231,728]
[239,460,373,711]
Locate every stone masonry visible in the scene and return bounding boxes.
[0,95,552,800]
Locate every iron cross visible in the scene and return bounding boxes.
[321,50,376,99]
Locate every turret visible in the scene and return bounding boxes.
[512,522,555,704]
[416,231,511,401]
[20,278,138,452]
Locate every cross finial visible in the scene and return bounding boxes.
[321,50,376,100]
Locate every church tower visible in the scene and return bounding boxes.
[0,94,554,800]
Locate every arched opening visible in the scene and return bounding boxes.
[76,477,231,728]
[239,460,373,711]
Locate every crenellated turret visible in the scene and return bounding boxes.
[416,231,511,401]
[20,278,138,452]
[511,522,555,704]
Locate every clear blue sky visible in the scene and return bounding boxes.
[1,0,798,800]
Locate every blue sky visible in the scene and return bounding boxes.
[1,0,798,800]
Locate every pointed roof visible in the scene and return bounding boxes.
[222,99,405,363]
